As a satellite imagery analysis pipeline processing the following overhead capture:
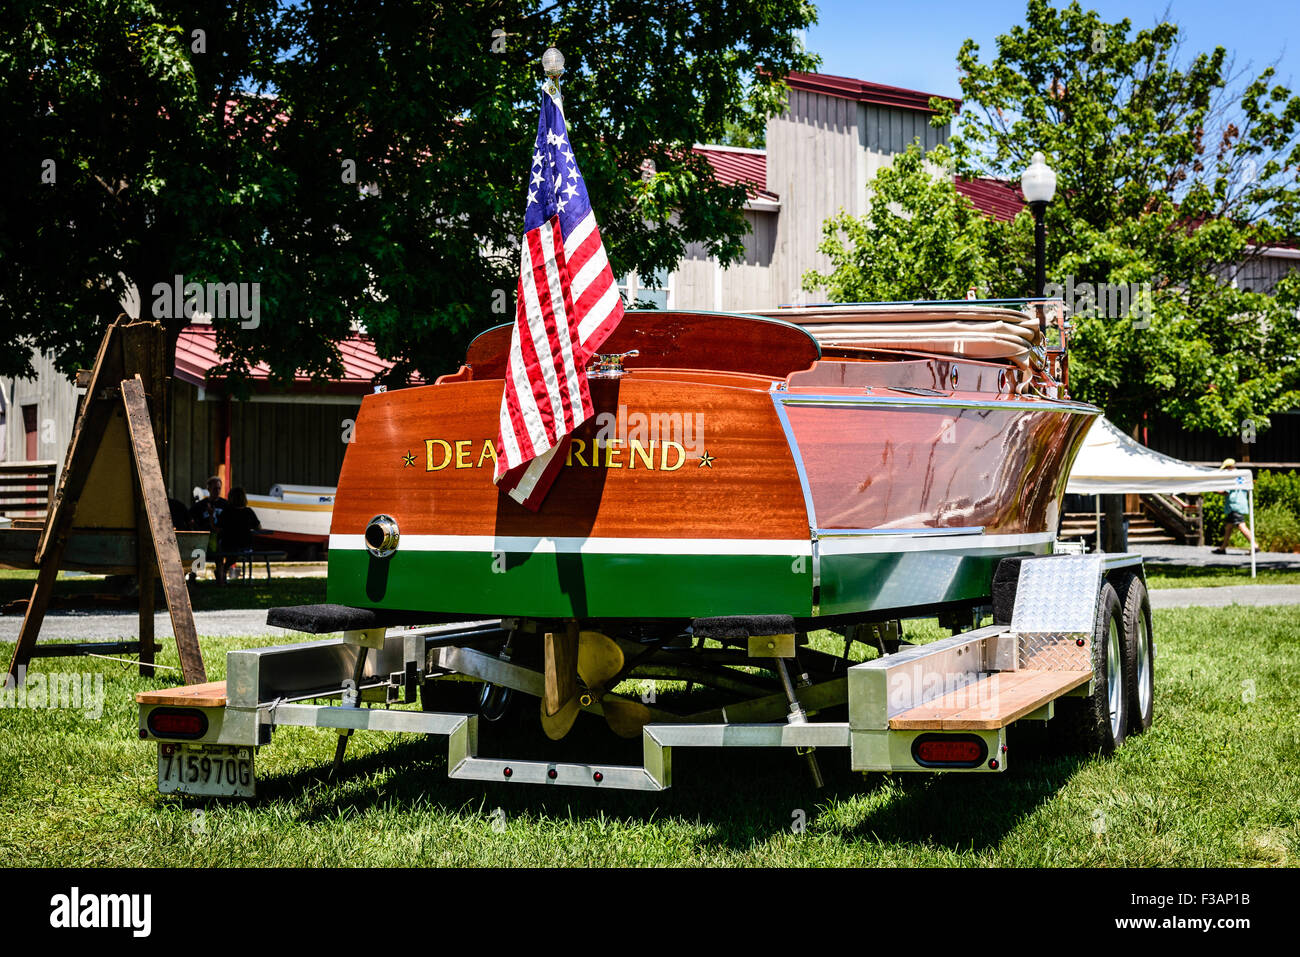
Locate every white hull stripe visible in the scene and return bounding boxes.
[816,530,1054,555]
[332,534,812,557]
[330,530,1052,557]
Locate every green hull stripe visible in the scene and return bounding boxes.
[328,541,1051,619]
[818,543,1052,615]
[328,548,814,619]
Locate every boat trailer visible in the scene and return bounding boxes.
[136,553,1154,796]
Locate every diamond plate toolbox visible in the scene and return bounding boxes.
[1010,555,1105,633]
[1010,555,1105,672]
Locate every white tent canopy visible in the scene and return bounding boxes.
[1067,416,1253,495]
[1066,416,1256,576]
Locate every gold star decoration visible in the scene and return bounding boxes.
[402,451,416,468]
[698,450,715,468]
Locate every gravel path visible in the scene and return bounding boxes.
[1132,544,1300,570]
[1149,585,1300,609]
[0,608,286,642]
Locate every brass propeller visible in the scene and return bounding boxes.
[539,629,652,739]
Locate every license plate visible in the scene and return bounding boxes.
[158,743,255,797]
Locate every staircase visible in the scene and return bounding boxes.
[1124,512,1179,545]
[1059,511,1180,546]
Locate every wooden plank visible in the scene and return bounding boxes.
[121,377,206,685]
[136,681,227,708]
[941,671,1091,728]
[135,481,157,679]
[542,622,579,716]
[889,670,1092,731]
[36,319,126,563]
[8,322,127,680]
[7,559,63,680]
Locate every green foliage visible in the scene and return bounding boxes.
[802,142,1033,301]
[719,115,765,149]
[920,2,1300,435]
[1251,502,1300,552]
[1203,492,1226,540]
[0,0,818,387]
[1255,469,1300,516]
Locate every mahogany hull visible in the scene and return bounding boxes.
[326,373,1096,620]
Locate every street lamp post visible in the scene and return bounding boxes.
[1021,151,1057,301]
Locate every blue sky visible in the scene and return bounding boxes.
[805,0,1298,100]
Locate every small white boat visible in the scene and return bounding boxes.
[247,484,335,545]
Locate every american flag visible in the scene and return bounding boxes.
[494,84,624,509]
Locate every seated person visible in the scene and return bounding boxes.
[216,488,262,582]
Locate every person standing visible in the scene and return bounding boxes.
[1212,459,1258,554]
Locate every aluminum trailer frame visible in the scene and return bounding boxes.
[137,553,1150,795]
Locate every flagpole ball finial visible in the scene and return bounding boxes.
[542,47,565,78]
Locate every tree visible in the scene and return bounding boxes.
[802,142,1033,301]
[0,0,817,389]
[922,0,1300,436]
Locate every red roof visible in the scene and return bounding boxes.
[693,145,778,204]
[784,71,960,114]
[174,325,409,394]
[955,177,1025,222]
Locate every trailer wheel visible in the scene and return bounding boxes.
[1057,580,1128,755]
[1114,571,1154,735]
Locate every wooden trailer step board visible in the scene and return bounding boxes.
[889,669,1090,730]
[136,681,228,709]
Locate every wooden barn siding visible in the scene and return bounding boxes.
[167,380,359,503]
[4,350,80,467]
[765,91,950,306]
[766,89,859,305]
[168,381,214,502]
[229,399,358,496]
[675,210,777,311]
[1147,411,1300,467]
[1211,252,1299,294]
[1235,253,1300,294]
[859,103,947,184]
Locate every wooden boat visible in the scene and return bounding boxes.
[137,303,1157,777]
[246,484,335,547]
[326,305,1097,625]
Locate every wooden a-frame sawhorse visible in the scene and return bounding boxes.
[5,317,206,686]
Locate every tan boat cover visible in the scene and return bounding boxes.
[757,306,1045,368]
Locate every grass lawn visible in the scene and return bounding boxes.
[1,605,1297,867]
[1142,566,1300,589]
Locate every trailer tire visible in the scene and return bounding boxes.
[1114,571,1154,735]
[1057,580,1128,755]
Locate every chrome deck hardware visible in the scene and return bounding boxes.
[587,350,640,379]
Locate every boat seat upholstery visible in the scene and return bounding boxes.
[691,614,797,639]
[266,603,432,634]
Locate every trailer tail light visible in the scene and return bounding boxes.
[911,734,988,768]
[147,708,209,740]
